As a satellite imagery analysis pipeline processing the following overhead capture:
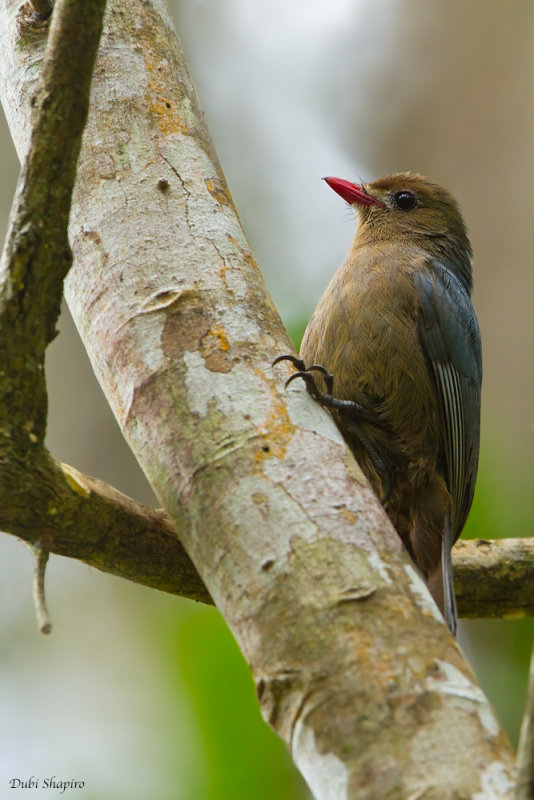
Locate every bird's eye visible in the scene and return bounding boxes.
[393,190,417,211]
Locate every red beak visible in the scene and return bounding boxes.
[323,176,385,208]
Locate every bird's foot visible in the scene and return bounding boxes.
[272,354,392,504]
[273,354,380,425]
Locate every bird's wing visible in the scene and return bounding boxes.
[414,262,482,541]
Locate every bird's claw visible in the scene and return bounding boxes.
[285,370,312,389]
[272,354,305,370]
[274,354,382,425]
[283,368,328,397]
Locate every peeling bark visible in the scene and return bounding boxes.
[0,0,518,797]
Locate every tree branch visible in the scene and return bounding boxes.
[454,538,534,618]
[0,0,209,615]
[4,458,212,603]
[5,488,532,618]
[0,0,106,628]
[0,0,106,406]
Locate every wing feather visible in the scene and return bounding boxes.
[414,263,482,538]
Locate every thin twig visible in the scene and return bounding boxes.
[28,541,52,634]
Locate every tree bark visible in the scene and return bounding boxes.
[454,538,534,619]
[0,1,517,797]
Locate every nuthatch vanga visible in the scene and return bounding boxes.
[276,173,482,634]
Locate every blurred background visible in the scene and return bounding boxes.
[1,1,533,797]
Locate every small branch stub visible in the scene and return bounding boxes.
[28,541,52,634]
[29,0,54,20]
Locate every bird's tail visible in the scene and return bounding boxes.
[428,517,457,635]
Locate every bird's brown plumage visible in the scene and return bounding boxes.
[300,173,482,633]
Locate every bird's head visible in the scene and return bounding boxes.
[324,172,473,291]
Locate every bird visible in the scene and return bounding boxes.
[276,173,481,634]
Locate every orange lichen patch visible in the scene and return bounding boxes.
[254,402,295,462]
[205,177,233,208]
[200,327,232,373]
[203,326,229,352]
[146,91,191,136]
[143,54,192,136]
